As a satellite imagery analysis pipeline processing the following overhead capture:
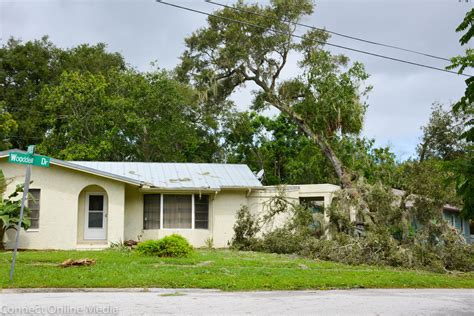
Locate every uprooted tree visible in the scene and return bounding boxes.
[177,0,370,188]
[230,180,473,272]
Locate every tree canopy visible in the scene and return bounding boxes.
[445,8,474,220]
[0,37,222,162]
[178,0,369,187]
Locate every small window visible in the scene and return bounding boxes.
[299,197,324,214]
[195,195,209,229]
[163,195,192,229]
[144,194,161,229]
[28,189,40,229]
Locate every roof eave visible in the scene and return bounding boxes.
[0,150,143,187]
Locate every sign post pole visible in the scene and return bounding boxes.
[9,145,35,281]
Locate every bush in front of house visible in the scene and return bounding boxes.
[136,234,194,257]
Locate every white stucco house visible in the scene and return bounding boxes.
[0,150,339,250]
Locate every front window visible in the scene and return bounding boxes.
[163,195,192,229]
[143,194,209,230]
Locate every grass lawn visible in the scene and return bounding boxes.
[1,249,473,290]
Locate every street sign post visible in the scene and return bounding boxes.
[8,146,50,281]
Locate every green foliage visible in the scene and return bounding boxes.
[135,240,160,256]
[136,235,194,258]
[0,102,17,150]
[0,170,31,249]
[262,228,306,254]
[179,0,370,186]
[36,69,220,162]
[417,103,467,162]
[204,237,214,250]
[446,9,474,220]
[231,178,473,272]
[223,111,398,186]
[1,37,222,163]
[230,206,261,251]
[0,37,125,149]
[223,111,337,185]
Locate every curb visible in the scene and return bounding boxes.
[0,288,223,294]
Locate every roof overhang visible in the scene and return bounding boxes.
[0,150,143,187]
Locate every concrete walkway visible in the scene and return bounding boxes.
[1,288,473,315]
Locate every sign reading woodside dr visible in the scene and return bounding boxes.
[8,152,50,167]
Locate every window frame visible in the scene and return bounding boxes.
[27,189,41,231]
[194,195,210,230]
[143,193,210,230]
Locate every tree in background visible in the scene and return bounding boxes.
[177,0,370,187]
[0,37,223,162]
[447,8,474,220]
[223,111,335,185]
[39,69,221,162]
[223,111,398,186]
[0,37,125,149]
[0,103,17,151]
[417,103,468,162]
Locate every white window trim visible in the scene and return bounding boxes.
[148,193,209,231]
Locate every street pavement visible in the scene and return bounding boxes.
[1,288,473,315]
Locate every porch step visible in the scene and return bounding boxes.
[76,243,109,250]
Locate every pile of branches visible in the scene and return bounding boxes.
[230,181,474,272]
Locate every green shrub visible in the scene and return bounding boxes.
[262,228,305,254]
[136,234,194,257]
[136,240,161,256]
[230,206,262,251]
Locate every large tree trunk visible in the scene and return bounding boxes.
[277,104,351,188]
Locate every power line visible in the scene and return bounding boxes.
[206,0,451,62]
[156,0,471,77]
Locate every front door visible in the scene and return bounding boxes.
[84,193,107,240]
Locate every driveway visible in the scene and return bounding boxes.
[1,288,473,315]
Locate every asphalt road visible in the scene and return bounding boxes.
[1,288,473,315]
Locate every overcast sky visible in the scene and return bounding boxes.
[1,0,472,160]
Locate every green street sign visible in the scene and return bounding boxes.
[8,152,34,165]
[8,152,50,168]
[33,155,50,167]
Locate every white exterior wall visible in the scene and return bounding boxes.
[247,184,340,234]
[1,157,340,249]
[123,189,248,248]
[1,159,125,250]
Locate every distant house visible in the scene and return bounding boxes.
[0,150,338,249]
[442,205,473,243]
[392,189,472,243]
